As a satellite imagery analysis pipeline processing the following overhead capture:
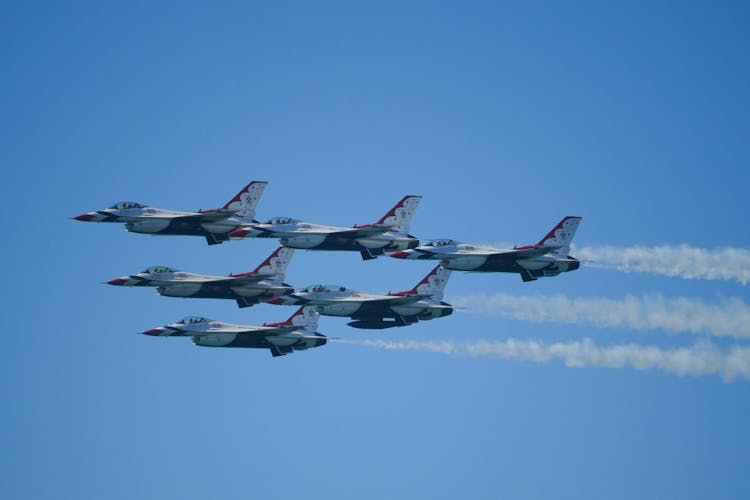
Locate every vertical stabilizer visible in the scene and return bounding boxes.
[222,180,268,219]
[401,264,452,300]
[251,246,294,280]
[376,195,422,233]
[288,306,319,330]
[537,216,582,254]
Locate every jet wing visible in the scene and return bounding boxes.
[437,246,560,262]
[208,274,274,286]
[325,225,395,238]
[382,294,431,305]
[486,246,561,261]
[358,294,431,308]
[348,295,430,319]
[189,325,303,337]
[170,210,237,223]
[237,325,304,336]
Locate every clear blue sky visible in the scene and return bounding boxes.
[2,2,749,499]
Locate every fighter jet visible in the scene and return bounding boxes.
[140,307,326,357]
[106,246,295,308]
[73,180,268,245]
[228,195,422,260]
[265,264,453,329]
[389,216,582,282]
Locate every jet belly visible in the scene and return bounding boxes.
[200,221,240,234]
[193,333,240,347]
[516,257,553,271]
[281,234,328,249]
[442,255,490,271]
[390,303,428,317]
[157,283,204,297]
[229,284,266,297]
[126,219,172,234]
[317,301,362,317]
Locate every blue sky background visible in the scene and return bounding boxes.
[2,2,749,498]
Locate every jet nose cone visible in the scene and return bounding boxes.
[141,328,163,336]
[74,213,95,221]
[389,250,411,259]
[107,277,128,286]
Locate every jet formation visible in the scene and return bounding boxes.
[75,179,583,356]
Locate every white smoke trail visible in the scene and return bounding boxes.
[452,293,750,340]
[341,338,750,382]
[574,244,750,285]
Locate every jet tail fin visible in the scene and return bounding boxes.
[250,246,294,280]
[222,180,268,219]
[375,195,422,233]
[268,306,319,331]
[537,216,582,254]
[401,264,452,300]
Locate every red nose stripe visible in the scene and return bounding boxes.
[265,297,285,305]
[142,328,163,336]
[74,213,95,221]
[107,278,127,286]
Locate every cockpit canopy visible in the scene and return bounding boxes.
[424,239,460,247]
[298,284,349,293]
[177,316,212,325]
[142,265,177,274]
[109,201,145,210]
[266,216,299,225]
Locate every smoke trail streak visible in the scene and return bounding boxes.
[339,338,750,382]
[452,293,750,340]
[574,244,750,285]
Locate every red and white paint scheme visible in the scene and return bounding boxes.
[228,195,422,260]
[73,180,268,245]
[107,246,295,308]
[265,263,453,329]
[140,307,326,357]
[390,216,583,282]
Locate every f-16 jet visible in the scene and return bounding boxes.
[228,195,422,260]
[107,246,294,308]
[266,264,453,329]
[140,307,326,357]
[389,216,583,282]
[73,180,268,245]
